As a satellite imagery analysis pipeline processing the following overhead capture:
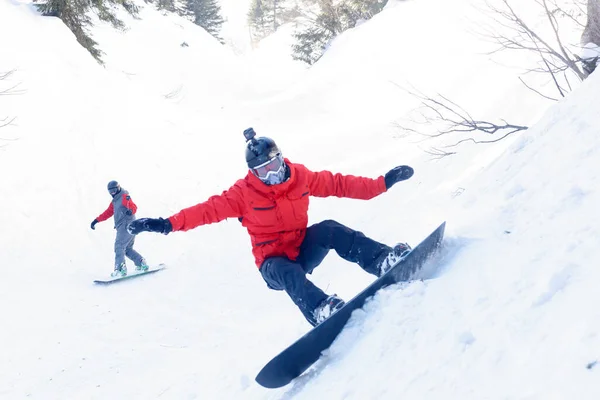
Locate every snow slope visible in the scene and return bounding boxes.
[1,0,599,398]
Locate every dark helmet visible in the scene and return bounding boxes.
[107,180,121,196]
[244,127,281,169]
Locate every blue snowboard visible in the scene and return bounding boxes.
[255,222,446,389]
[93,264,166,285]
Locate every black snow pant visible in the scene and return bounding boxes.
[259,220,391,326]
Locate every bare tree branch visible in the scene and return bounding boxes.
[518,76,559,101]
[394,87,528,156]
[163,85,183,100]
[423,147,457,160]
[555,0,587,29]
[478,0,587,98]
[540,0,583,77]
[0,70,24,96]
[538,42,567,97]
[0,116,17,129]
[446,127,526,147]
[1,70,21,147]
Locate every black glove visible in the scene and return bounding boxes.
[91,219,98,230]
[384,165,414,190]
[127,217,172,235]
[125,209,133,216]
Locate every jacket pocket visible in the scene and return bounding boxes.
[251,203,279,226]
[287,192,310,224]
[253,205,275,211]
[255,239,277,246]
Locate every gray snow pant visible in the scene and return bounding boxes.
[114,225,144,269]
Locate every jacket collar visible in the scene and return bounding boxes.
[111,188,127,201]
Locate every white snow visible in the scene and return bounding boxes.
[1,0,600,398]
[582,42,600,60]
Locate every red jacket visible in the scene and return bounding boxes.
[168,160,387,267]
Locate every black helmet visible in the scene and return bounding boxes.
[107,180,121,196]
[244,128,281,169]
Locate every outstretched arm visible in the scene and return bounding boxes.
[307,168,386,200]
[168,188,245,231]
[307,165,413,199]
[90,203,114,230]
[128,183,246,235]
[96,203,114,222]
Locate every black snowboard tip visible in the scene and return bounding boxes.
[255,369,293,389]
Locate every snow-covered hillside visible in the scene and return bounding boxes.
[1,0,599,398]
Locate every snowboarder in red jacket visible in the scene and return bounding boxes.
[91,181,149,277]
[128,128,413,326]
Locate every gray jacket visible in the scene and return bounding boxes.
[96,189,136,229]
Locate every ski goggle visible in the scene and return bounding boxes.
[251,155,285,180]
[108,186,120,195]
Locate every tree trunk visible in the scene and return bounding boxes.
[273,0,277,31]
[582,0,600,45]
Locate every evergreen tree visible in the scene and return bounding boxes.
[157,0,176,12]
[248,0,267,37]
[270,0,286,31]
[38,0,103,62]
[248,0,290,40]
[291,0,389,65]
[291,25,333,65]
[184,0,226,43]
[348,0,388,20]
[38,0,140,63]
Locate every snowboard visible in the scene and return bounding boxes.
[255,222,446,389]
[93,263,166,285]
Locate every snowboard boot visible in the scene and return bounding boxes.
[313,294,345,326]
[111,262,127,277]
[136,259,149,272]
[376,242,412,277]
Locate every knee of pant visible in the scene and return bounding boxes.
[260,258,283,290]
[313,219,347,241]
[317,219,341,230]
[320,219,350,234]
[261,258,303,288]
[262,258,297,278]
